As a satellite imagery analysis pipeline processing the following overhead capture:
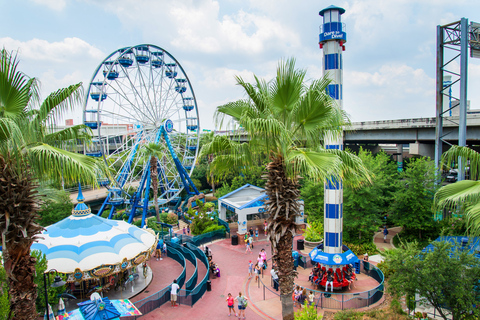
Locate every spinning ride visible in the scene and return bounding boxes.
[83,44,200,226]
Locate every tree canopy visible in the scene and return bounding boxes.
[385,240,480,320]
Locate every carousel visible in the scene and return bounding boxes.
[31,185,157,305]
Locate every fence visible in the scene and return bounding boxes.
[255,259,385,311]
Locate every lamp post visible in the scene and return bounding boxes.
[43,269,66,320]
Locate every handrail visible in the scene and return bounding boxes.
[168,242,198,292]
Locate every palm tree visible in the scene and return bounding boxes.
[139,142,165,223]
[0,49,99,320]
[200,58,371,320]
[434,145,480,235]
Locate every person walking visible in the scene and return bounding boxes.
[248,234,254,249]
[163,242,167,257]
[155,241,162,261]
[245,239,252,254]
[254,263,261,282]
[270,268,279,291]
[187,224,190,235]
[235,292,248,319]
[255,227,259,241]
[264,220,268,236]
[170,279,180,307]
[383,226,389,243]
[297,288,307,308]
[226,293,237,317]
[248,260,253,278]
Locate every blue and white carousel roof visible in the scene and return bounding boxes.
[31,185,156,276]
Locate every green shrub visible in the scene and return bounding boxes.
[333,309,363,320]
[390,298,406,315]
[304,220,323,242]
[166,212,178,225]
[343,242,378,256]
[202,224,224,234]
[294,301,322,319]
[376,260,394,279]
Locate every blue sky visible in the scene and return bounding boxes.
[2,0,480,130]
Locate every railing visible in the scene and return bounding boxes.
[187,228,226,247]
[254,260,384,311]
[123,241,210,319]
[218,218,230,234]
[127,245,186,318]
[168,242,198,292]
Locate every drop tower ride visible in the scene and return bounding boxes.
[320,5,346,256]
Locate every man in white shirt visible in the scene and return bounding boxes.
[171,279,180,307]
[270,268,279,291]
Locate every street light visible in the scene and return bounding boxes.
[44,269,66,320]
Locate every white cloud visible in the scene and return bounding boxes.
[99,0,300,56]
[0,37,104,63]
[31,0,66,11]
[344,64,435,121]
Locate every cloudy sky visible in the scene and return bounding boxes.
[1,0,480,130]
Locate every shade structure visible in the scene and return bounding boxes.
[309,247,359,266]
[31,185,157,282]
[44,304,55,320]
[57,298,66,316]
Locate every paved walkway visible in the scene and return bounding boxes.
[131,231,383,320]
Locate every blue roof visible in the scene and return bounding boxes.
[218,184,267,210]
[319,5,346,16]
[422,236,480,259]
[78,297,120,320]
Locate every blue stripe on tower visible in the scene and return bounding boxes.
[325,232,340,247]
[327,84,342,100]
[325,178,341,190]
[325,54,340,70]
[325,203,343,218]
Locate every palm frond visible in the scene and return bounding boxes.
[0,49,35,118]
[434,180,480,235]
[34,83,83,129]
[26,143,99,186]
[442,146,480,180]
[285,148,340,182]
[271,58,306,116]
[44,124,92,145]
[325,149,373,188]
[0,117,24,144]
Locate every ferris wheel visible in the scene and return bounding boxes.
[83,44,200,226]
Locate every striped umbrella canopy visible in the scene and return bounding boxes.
[31,186,157,280]
[57,298,66,315]
[44,304,55,320]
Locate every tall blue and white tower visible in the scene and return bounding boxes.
[320,5,346,255]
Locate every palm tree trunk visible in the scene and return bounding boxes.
[150,156,160,222]
[264,156,300,320]
[0,155,43,319]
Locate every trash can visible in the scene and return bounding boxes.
[292,251,299,268]
[297,239,304,251]
[231,235,238,246]
[206,280,212,291]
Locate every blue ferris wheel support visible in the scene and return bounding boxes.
[98,122,200,228]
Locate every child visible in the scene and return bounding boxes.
[264,220,268,236]
[183,227,186,235]
[248,260,253,278]
[245,239,252,254]
[308,291,315,306]
[255,227,259,241]
[226,293,236,317]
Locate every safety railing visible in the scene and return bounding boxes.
[128,245,186,318]
[253,260,384,311]
[168,242,198,292]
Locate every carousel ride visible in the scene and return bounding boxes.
[82,44,201,227]
[31,185,157,302]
